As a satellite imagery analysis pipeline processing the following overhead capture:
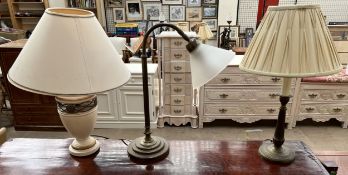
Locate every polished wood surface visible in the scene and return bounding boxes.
[232,47,247,55]
[316,151,348,175]
[0,139,328,175]
[0,40,64,131]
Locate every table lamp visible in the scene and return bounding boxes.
[127,23,235,164]
[197,22,214,44]
[239,5,342,163]
[7,8,131,157]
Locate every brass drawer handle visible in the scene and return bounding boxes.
[174,66,182,71]
[174,77,182,82]
[174,109,182,113]
[267,108,276,113]
[308,94,318,98]
[174,88,182,93]
[220,78,230,83]
[174,41,182,46]
[219,94,229,98]
[174,99,182,103]
[337,94,346,98]
[174,54,182,58]
[269,93,279,97]
[305,107,315,111]
[333,107,342,112]
[271,77,281,82]
[219,108,227,113]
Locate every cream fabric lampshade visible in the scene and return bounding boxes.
[239,5,342,77]
[8,8,131,95]
[197,22,214,41]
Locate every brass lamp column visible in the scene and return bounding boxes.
[127,23,236,164]
[239,5,342,164]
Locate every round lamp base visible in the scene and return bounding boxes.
[69,140,100,157]
[127,136,169,164]
[258,141,295,164]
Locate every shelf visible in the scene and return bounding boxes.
[0,16,11,19]
[15,16,41,18]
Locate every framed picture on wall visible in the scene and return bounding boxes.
[202,19,217,31]
[186,7,202,21]
[202,5,217,18]
[169,6,185,21]
[162,0,183,5]
[203,0,216,4]
[126,1,143,21]
[187,0,201,7]
[143,3,161,20]
[113,8,126,23]
[106,0,124,7]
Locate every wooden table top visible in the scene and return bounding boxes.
[0,138,328,175]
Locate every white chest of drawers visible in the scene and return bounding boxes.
[156,32,198,128]
[199,56,298,128]
[293,82,348,128]
[95,64,158,128]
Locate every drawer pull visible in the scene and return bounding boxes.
[305,107,315,111]
[219,94,229,98]
[174,77,182,82]
[336,94,346,98]
[219,108,227,113]
[174,54,182,58]
[308,94,318,98]
[333,107,342,112]
[174,109,182,113]
[174,66,182,71]
[220,78,230,83]
[271,77,281,82]
[174,88,182,93]
[174,41,182,46]
[267,108,276,113]
[174,99,182,103]
[269,93,279,97]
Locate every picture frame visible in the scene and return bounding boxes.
[162,0,183,5]
[203,0,216,4]
[245,27,254,47]
[169,5,185,21]
[186,7,202,21]
[218,25,239,48]
[106,0,124,7]
[126,1,143,21]
[187,0,201,7]
[202,5,217,18]
[202,19,217,31]
[143,3,161,20]
[176,22,190,31]
[112,8,126,23]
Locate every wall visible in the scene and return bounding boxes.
[218,0,239,26]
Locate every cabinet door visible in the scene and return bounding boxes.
[117,86,155,121]
[96,90,118,121]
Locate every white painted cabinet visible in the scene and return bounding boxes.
[95,64,158,128]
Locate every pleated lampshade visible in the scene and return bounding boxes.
[8,8,131,96]
[197,22,214,41]
[239,5,342,77]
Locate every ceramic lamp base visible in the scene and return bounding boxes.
[258,140,295,164]
[69,139,100,157]
[127,136,169,164]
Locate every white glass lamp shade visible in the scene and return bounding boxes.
[239,5,342,77]
[8,8,131,95]
[197,22,214,41]
[190,44,235,89]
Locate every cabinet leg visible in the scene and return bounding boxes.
[157,117,164,128]
[191,117,198,129]
[342,121,347,129]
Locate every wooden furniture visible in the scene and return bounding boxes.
[6,0,49,31]
[0,138,329,175]
[0,0,12,28]
[316,151,348,175]
[199,55,298,128]
[96,64,158,129]
[0,40,158,130]
[232,47,247,55]
[157,32,198,128]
